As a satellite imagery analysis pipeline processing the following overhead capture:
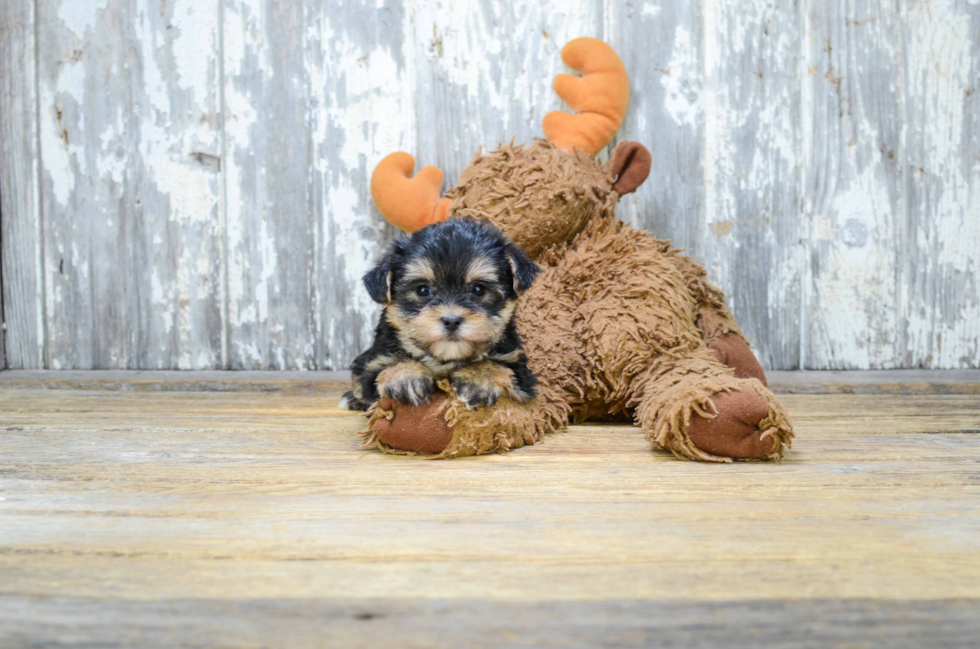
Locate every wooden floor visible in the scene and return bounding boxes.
[1,371,979,647]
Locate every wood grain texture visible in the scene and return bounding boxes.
[413,1,603,176]
[0,0,44,369]
[35,0,224,369]
[0,384,979,645]
[1,598,978,648]
[802,0,906,369]
[1,1,978,370]
[901,0,980,368]
[606,1,705,254]
[3,368,980,394]
[702,0,804,370]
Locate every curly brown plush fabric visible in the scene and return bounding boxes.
[360,138,794,462]
[359,38,794,462]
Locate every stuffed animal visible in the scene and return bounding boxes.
[360,38,793,462]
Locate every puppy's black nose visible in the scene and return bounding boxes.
[441,314,463,331]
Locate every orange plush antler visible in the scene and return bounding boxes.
[370,152,452,232]
[542,38,630,156]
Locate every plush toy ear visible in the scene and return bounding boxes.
[505,243,541,294]
[604,141,651,195]
[363,239,407,304]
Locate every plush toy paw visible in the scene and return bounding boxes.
[687,388,775,459]
[363,381,566,458]
[708,334,768,386]
[373,394,454,454]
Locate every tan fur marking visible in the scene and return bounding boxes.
[489,347,525,364]
[365,354,397,373]
[385,305,406,330]
[464,255,500,284]
[497,299,516,324]
[402,257,436,283]
[506,256,521,292]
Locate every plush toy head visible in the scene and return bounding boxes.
[369,38,652,257]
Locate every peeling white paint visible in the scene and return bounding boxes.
[660,25,701,128]
[57,0,108,38]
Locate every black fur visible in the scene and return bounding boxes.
[341,218,540,411]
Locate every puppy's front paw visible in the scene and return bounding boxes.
[451,378,501,410]
[384,376,435,406]
[377,361,435,406]
[450,361,517,410]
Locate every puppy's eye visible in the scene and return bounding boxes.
[471,283,486,297]
[416,285,431,297]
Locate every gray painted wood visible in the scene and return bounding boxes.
[35,0,224,369]
[1,0,978,370]
[901,0,980,368]
[2,596,978,648]
[1,0,44,369]
[803,0,906,369]
[608,1,704,251]
[2,368,979,395]
[700,0,804,371]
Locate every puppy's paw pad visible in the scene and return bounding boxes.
[383,376,436,406]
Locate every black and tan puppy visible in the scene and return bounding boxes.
[341,218,540,411]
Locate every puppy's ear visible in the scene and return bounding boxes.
[363,239,406,304]
[504,243,540,294]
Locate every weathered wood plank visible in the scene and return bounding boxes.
[221,0,410,370]
[802,0,906,369]
[0,385,979,643]
[412,1,604,185]
[607,1,704,253]
[221,0,315,370]
[35,0,224,369]
[306,0,415,370]
[4,1,979,372]
[2,368,980,395]
[701,0,804,370]
[0,0,43,369]
[901,0,980,368]
[1,596,977,649]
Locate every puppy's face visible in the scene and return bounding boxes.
[364,219,539,362]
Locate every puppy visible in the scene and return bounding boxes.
[341,218,540,411]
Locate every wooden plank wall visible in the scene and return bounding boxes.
[0,0,977,371]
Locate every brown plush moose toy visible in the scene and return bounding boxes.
[360,37,793,462]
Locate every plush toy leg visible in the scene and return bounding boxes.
[708,333,768,386]
[632,350,793,462]
[361,381,569,458]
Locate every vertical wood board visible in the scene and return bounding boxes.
[1,0,44,369]
[35,0,223,369]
